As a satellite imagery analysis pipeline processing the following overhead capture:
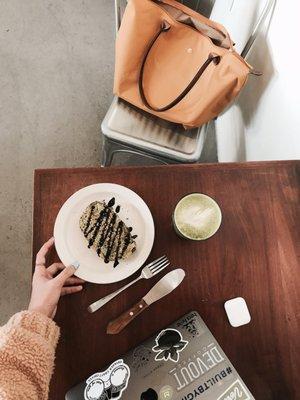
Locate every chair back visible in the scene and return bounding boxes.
[211,0,275,56]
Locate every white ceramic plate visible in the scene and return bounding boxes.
[54,183,155,284]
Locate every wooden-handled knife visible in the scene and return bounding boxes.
[107,269,185,334]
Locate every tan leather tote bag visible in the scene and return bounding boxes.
[114,0,256,129]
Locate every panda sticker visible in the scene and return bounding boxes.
[84,359,130,400]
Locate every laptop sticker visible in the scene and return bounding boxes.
[216,379,251,400]
[159,385,174,400]
[140,388,158,400]
[176,311,206,338]
[152,329,188,363]
[132,346,153,372]
[84,359,130,400]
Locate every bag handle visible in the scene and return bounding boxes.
[138,20,221,112]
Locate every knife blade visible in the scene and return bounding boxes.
[143,268,185,305]
[107,269,185,335]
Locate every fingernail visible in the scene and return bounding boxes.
[72,260,80,270]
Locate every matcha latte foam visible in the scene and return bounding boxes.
[173,193,222,240]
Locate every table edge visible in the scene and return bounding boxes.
[33,160,299,177]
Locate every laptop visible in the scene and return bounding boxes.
[66,311,254,400]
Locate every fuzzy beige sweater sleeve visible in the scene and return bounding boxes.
[0,311,60,400]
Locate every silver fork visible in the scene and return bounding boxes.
[87,255,169,313]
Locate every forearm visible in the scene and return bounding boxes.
[0,311,60,400]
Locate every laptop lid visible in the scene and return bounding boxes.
[66,311,254,400]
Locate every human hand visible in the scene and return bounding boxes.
[28,237,85,319]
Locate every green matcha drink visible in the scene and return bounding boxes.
[173,193,222,240]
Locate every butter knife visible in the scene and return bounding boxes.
[106,269,185,334]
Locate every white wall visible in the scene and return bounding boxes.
[239,0,300,161]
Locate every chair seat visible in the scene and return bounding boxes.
[101,97,207,162]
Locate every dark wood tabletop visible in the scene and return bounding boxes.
[32,161,300,400]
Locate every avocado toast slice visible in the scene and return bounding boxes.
[79,199,136,267]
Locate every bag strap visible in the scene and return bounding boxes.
[138,20,221,112]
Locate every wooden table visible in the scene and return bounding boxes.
[33,161,299,400]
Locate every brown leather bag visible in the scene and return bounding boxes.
[114,0,257,128]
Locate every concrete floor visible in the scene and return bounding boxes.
[0,1,216,324]
[0,0,115,324]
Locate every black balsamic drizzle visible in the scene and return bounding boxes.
[83,205,95,235]
[83,198,135,267]
[107,197,115,207]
